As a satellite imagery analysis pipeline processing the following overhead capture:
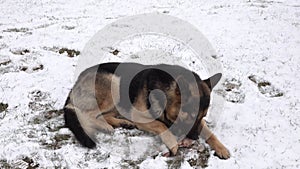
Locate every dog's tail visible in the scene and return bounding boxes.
[64,104,96,148]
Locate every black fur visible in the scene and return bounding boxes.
[186,123,200,140]
[64,106,96,148]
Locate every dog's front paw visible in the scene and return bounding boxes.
[206,135,230,160]
[213,144,230,159]
[170,145,179,156]
[101,125,114,133]
[178,138,196,148]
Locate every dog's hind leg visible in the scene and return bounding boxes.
[80,110,115,133]
[96,110,136,129]
[105,116,136,129]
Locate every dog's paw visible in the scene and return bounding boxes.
[159,144,171,157]
[206,135,230,160]
[170,145,179,156]
[178,138,196,148]
[213,145,230,159]
[101,125,114,133]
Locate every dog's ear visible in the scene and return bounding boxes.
[204,73,222,90]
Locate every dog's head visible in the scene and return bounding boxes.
[164,72,222,137]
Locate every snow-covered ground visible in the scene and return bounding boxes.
[0,0,299,168]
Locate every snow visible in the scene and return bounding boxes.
[1,0,299,168]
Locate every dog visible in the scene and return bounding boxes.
[64,62,230,159]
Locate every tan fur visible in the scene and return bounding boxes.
[165,82,181,122]
[68,73,134,138]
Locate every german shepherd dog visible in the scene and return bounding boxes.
[64,62,230,159]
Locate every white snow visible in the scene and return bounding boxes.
[0,0,299,168]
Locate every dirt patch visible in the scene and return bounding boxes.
[20,64,44,72]
[102,46,121,56]
[43,47,80,57]
[32,64,44,71]
[0,58,11,66]
[120,159,144,169]
[62,25,75,30]
[0,159,12,169]
[248,75,284,97]
[41,133,72,150]
[215,78,245,103]
[44,109,64,120]
[28,108,70,150]
[21,157,39,169]
[10,48,30,55]
[58,48,80,57]
[3,27,30,33]
[0,53,44,74]
[0,56,12,74]
[25,90,69,150]
[0,103,8,119]
[181,143,210,168]
[28,90,54,112]
[109,49,120,55]
[1,156,40,169]
[152,142,210,168]
[31,109,64,125]
[42,46,60,52]
[28,109,70,150]
[0,103,8,113]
